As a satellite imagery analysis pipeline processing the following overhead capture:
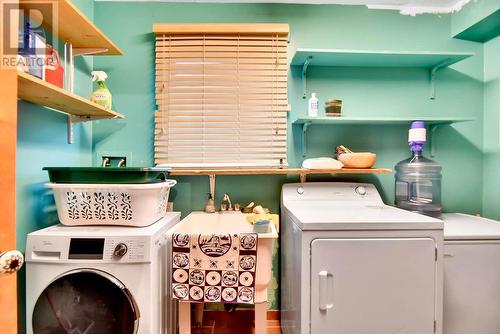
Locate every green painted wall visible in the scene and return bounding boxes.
[482,35,500,218]
[93,2,485,309]
[15,1,95,331]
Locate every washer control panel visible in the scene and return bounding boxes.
[103,238,148,262]
[25,213,180,264]
[65,237,149,262]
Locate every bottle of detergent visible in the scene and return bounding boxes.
[395,121,442,218]
[90,71,112,110]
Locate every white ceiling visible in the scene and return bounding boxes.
[362,0,471,15]
[96,0,472,15]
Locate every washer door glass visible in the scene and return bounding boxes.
[32,270,138,334]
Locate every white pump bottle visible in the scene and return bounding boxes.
[308,93,319,117]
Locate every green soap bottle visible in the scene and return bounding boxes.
[90,71,112,110]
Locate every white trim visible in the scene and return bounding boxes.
[94,0,472,16]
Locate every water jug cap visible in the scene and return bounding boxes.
[410,120,425,129]
[408,120,426,152]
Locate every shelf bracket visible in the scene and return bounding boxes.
[428,124,440,157]
[301,121,312,157]
[63,42,75,93]
[300,173,307,183]
[428,123,455,157]
[67,115,113,144]
[429,58,453,100]
[302,56,312,99]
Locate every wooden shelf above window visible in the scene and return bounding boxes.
[17,71,124,119]
[169,167,392,176]
[19,0,123,56]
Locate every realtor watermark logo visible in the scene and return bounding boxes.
[1,0,58,69]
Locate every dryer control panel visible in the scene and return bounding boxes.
[282,182,383,204]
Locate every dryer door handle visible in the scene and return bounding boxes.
[318,270,334,311]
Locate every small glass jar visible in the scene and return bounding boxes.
[325,99,342,116]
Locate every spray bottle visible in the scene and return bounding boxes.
[91,71,112,110]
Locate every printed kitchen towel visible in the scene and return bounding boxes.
[172,232,258,304]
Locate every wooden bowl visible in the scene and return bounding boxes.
[337,152,377,168]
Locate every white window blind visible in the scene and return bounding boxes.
[153,24,289,168]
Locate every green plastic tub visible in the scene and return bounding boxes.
[43,167,170,184]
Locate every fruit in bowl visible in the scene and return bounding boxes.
[336,145,377,168]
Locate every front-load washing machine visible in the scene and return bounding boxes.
[442,213,500,334]
[25,212,180,334]
[281,182,444,334]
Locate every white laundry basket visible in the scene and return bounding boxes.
[46,180,176,227]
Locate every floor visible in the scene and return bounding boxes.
[191,310,281,334]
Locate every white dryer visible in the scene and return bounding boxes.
[25,212,180,334]
[442,213,500,334]
[281,182,444,334]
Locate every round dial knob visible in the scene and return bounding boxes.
[113,243,128,257]
[355,186,367,196]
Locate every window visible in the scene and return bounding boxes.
[153,24,289,168]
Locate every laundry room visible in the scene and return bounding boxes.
[0,0,499,333]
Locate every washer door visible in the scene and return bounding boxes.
[32,269,139,334]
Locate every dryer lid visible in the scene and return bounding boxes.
[283,202,442,230]
[443,213,500,240]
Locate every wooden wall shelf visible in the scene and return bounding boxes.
[169,167,392,176]
[18,71,124,119]
[19,0,123,56]
[169,167,391,187]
